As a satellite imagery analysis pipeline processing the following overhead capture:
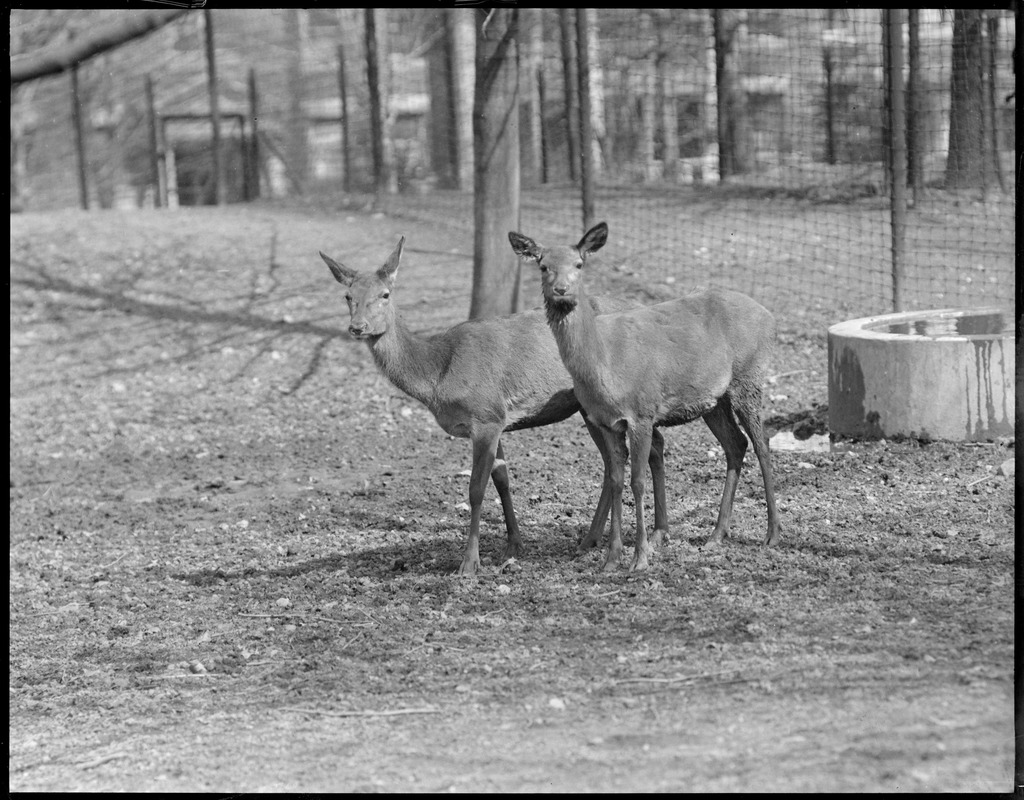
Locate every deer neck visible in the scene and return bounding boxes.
[545,285,607,391]
[366,313,442,406]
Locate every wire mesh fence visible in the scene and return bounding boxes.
[10,8,1015,318]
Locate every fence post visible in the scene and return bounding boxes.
[884,9,907,312]
[247,67,261,200]
[145,74,162,208]
[204,9,224,205]
[70,63,89,210]
[576,7,596,231]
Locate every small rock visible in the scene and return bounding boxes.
[548,697,566,711]
[997,458,1014,477]
[275,597,292,608]
[496,584,511,596]
[188,660,206,674]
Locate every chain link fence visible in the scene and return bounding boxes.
[10,8,1015,318]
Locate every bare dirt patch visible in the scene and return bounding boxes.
[9,205,1013,792]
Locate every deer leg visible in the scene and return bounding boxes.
[701,400,748,547]
[600,427,627,572]
[733,390,781,547]
[458,428,500,576]
[579,416,613,553]
[490,439,524,560]
[648,428,669,547]
[628,424,655,572]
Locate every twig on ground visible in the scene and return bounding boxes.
[281,706,440,719]
[612,668,739,686]
[99,552,127,570]
[965,474,993,488]
[238,612,347,625]
[768,369,809,383]
[77,752,130,770]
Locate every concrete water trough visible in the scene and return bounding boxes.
[828,307,1015,442]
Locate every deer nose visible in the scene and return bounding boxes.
[554,285,568,296]
[349,323,367,336]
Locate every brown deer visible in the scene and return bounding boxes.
[509,222,780,572]
[318,237,669,575]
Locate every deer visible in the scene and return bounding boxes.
[509,221,781,572]
[318,236,671,575]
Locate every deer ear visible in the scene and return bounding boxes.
[508,231,544,262]
[320,251,359,286]
[578,222,608,256]
[377,236,404,287]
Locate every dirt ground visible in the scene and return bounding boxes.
[9,203,1015,792]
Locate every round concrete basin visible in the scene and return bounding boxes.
[828,308,1014,441]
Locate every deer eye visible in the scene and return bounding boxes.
[344,294,352,303]
[382,292,390,300]
[539,264,548,273]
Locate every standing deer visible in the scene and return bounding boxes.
[318,237,670,575]
[509,222,780,572]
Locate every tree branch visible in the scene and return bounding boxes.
[10,9,192,86]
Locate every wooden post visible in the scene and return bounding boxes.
[884,8,906,312]
[70,63,89,210]
[204,9,224,205]
[145,74,162,208]
[337,43,352,193]
[247,67,260,200]
[576,8,595,231]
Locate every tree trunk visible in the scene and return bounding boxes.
[714,9,751,178]
[364,8,391,206]
[520,8,543,187]
[425,13,457,188]
[470,8,521,320]
[450,8,475,191]
[558,9,580,182]
[638,11,656,180]
[576,8,596,229]
[945,9,985,189]
[906,9,923,200]
[823,9,837,166]
[655,13,678,183]
[282,10,307,192]
[582,9,606,174]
